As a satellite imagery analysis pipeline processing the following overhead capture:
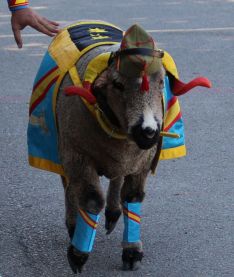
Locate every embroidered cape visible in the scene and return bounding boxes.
[27,21,186,176]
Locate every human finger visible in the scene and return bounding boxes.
[12,25,23,48]
[30,19,55,37]
[43,17,60,27]
[37,17,59,34]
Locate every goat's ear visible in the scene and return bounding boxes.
[157,68,165,90]
[159,78,164,90]
[93,70,108,90]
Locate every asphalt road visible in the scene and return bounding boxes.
[0,0,234,276]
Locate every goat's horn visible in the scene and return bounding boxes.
[64,86,96,105]
[172,77,212,96]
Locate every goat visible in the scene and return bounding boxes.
[28,21,211,273]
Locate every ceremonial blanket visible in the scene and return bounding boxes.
[27,21,186,176]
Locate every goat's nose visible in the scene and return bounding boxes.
[142,127,156,139]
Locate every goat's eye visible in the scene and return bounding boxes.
[159,79,164,89]
[112,80,124,91]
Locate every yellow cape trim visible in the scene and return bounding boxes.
[30,68,60,106]
[49,29,80,73]
[28,155,65,176]
[52,73,66,119]
[160,144,186,160]
[164,99,181,130]
[69,66,83,87]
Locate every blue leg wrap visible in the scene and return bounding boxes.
[72,209,100,253]
[123,202,142,243]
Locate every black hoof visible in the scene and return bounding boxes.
[105,208,121,235]
[67,245,89,274]
[122,248,143,271]
[66,220,75,239]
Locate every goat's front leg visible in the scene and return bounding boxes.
[120,171,148,271]
[105,177,124,234]
[65,162,105,274]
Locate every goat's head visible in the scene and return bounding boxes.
[93,24,164,150]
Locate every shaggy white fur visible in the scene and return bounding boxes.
[142,107,158,131]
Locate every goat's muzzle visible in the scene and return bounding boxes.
[131,121,161,150]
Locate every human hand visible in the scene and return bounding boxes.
[11,8,59,48]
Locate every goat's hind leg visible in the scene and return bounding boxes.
[60,175,77,239]
[120,171,148,271]
[105,177,123,234]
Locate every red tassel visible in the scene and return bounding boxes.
[141,73,149,93]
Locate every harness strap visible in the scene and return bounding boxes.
[67,61,127,139]
[115,48,164,58]
[95,108,127,139]
[67,53,180,141]
[69,66,83,87]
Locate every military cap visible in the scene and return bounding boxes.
[114,24,164,79]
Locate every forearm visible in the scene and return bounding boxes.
[8,0,29,13]
[8,0,59,48]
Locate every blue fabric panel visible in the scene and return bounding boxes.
[27,51,60,164]
[33,51,57,87]
[72,211,100,253]
[162,76,185,150]
[123,202,141,243]
[27,82,60,164]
